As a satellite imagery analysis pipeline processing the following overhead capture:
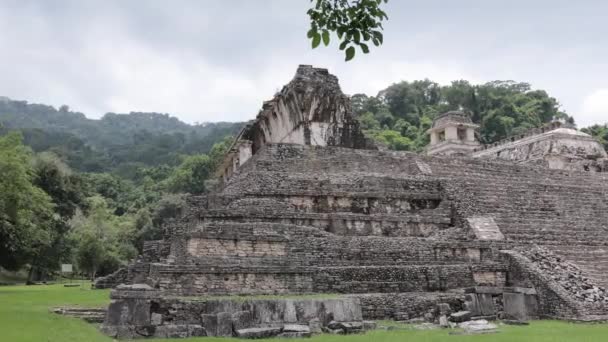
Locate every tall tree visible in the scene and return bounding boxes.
[27,153,86,281]
[0,133,53,271]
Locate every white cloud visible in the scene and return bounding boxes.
[578,89,608,127]
[1,1,608,127]
[339,60,479,97]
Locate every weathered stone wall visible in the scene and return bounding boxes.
[351,292,464,320]
[139,220,507,296]
[472,125,607,172]
[102,286,364,339]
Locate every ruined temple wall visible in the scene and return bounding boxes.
[236,66,372,155]
[146,221,508,296]
[222,144,608,285]
[146,265,506,297]
[171,223,504,267]
[472,129,607,172]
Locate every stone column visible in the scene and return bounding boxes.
[430,130,439,145]
[445,126,458,141]
[466,128,476,142]
[238,141,253,166]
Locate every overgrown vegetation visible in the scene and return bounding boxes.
[0,99,238,281]
[352,80,575,151]
[582,124,608,151]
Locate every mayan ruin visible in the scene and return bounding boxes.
[94,65,608,339]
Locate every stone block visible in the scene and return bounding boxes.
[467,217,504,240]
[232,310,253,331]
[327,321,363,334]
[154,325,190,338]
[449,311,471,323]
[504,292,538,321]
[308,318,322,334]
[201,314,218,336]
[236,327,282,339]
[459,320,498,334]
[464,294,481,316]
[151,313,162,326]
[188,325,206,337]
[439,315,449,328]
[478,293,495,316]
[217,312,233,337]
[283,324,311,333]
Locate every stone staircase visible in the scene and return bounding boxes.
[425,156,608,287]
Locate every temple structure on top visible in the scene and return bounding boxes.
[425,111,480,156]
[216,65,375,182]
[425,111,607,172]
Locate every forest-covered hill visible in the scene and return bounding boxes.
[0,98,244,175]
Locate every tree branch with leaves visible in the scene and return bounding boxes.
[307,0,389,61]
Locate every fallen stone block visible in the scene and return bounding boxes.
[449,311,472,322]
[459,319,498,334]
[283,324,310,333]
[236,327,282,339]
[326,321,363,334]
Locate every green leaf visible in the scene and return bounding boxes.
[312,32,321,49]
[306,28,316,39]
[372,38,380,46]
[339,40,349,50]
[360,43,369,54]
[353,30,361,43]
[322,30,330,46]
[345,46,356,61]
[372,30,383,44]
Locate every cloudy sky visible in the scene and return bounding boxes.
[1,0,607,126]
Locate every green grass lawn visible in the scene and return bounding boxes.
[1,284,608,342]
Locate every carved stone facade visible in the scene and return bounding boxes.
[217,65,375,182]
[101,66,608,338]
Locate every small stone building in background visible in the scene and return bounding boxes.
[425,111,480,156]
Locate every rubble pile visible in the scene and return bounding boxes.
[517,246,608,303]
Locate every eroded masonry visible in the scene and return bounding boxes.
[99,65,608,339]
